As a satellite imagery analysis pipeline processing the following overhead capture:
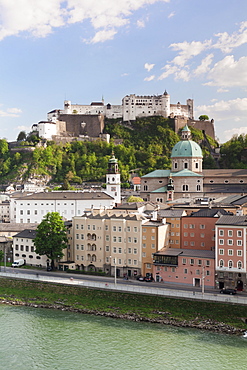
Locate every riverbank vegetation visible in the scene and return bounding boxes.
[0,278,246,334]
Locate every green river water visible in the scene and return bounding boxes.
[0,304,246,370]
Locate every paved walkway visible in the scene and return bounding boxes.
[1,270,247,305]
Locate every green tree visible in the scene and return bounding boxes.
[17,131,27,141]
[199,115,209,121]
[34,212,68,270]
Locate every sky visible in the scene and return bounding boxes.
[0,0,246,143]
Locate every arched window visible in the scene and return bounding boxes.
[219,259,224,268]
[228,260,233,268]
[92,254,96,262]
[184,162,188,169]
[182,184,189,191]
[92,244,96,251]
[174,162,178,169]
[87,243,91,251]
[92,234,96,241]
[197,184,201,191]
[87,233,92,240]
[87,254,91,261]
[238,261,242,269]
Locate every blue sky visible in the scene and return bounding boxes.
[0,0,246,143]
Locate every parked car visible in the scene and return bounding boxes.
[136,276,145,281]
[12,259,25,268]
[220,288,237,295]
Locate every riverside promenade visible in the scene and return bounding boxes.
[1,270,247,305]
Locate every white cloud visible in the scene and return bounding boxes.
[137,19,145,28]
[194,54,214,76]
[168,12,175,18]
[121,73,129,77]
[144,75,155,81]
[89,29,117,43]
[0,106,22,117]
[205,55,247,87]
[144,63,155,72]
[213,21,247,53]
[224,127,247,142]
[16,125,30,132]
[196,97,247,122]
[0,0,170,42]
[169,40,211,67]
[217,88,229,93]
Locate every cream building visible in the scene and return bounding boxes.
[71,210,148,277]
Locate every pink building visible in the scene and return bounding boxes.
[153,248,215,288]
[215,215,247,291]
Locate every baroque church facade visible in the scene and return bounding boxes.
[140,125,247,203]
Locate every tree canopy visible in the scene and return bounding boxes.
[199,115,209,121]
[34,212,68,269]
[126,195,144,202]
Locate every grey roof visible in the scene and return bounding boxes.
[13,229,37,239]
[203,183,247,193]
[12,191,113,201]
[203,169,247,177]
[158,209,186,218]
[81,212,146,221]
[188,208,230,218]
[154,248,214,259]
[0,223,37,232]
[215,215,247,226]
[151,186,167,193]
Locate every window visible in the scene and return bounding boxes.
[219,230,224,236]
[196,269,200,275]
[219,259,224,268]
[105,246,109,252]
[113,236,117,242]
[143,228,146,232]
[189,224,195,229]
[219,249,224,255]
[128,237,131,243]
[146,263,151,269]
[81,234,84,240]
[128,259,131,265]
[118,248,122,253]
[151,236,155,240]
[184,224,188,229]
[228,249,233,256]
[206,260,210,267]
[197,185,201,191]
[182,258,186,264]
[127,226,130,232]
[228,230,233,237]
[113,226,117,232]
[142,252,146,257]
[184,241,188,246]
[201,242,205,247]
[118,237,122,243]
[118,226,122,232]
[151,244,155,249]
[105,235,109,241]
[134,237,137,243]
[228,239,233,245]
[190,259,194,265]
[92,225,96,231]
[133,248,137,254]
[190,233,194,237]
[219,239,224,245]
[237,250,242,256]
[184,268,188,274]
[128,248,131,253]
[237,240,242,246]
[134,227,137,232]
[76,234,79,239]
[113,247,116,253]
[105,225,108,231]
[238,261,242,269]
[76,224,79,229]
[206,270,210,276]
[184,162,188,169]
[87,225,90,230]
[200,233,205,238]
[200,224,205,229]
[190,241,195,246]
[198,259,202,266]
[81,245,84,251]
[184,232,188,237]
[142,243,146,248]
[76,244,79,250]
[182,184,189,191]
[118,259,122,264]
[134,260,137,265]
[228,260,233,268]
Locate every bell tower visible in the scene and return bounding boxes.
[106,152,121,204]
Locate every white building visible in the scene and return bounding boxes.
[12,191,115,224]
[12,229,48,267]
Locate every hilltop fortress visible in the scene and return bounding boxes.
[32,91,215,141]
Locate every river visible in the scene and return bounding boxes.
[0,304,246,370]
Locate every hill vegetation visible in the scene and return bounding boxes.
[0,116,223,186]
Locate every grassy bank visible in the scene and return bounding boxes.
[0,278,247,333]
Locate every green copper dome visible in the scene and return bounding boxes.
[171,140,203,158]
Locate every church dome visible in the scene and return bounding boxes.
[171,140,203,158]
